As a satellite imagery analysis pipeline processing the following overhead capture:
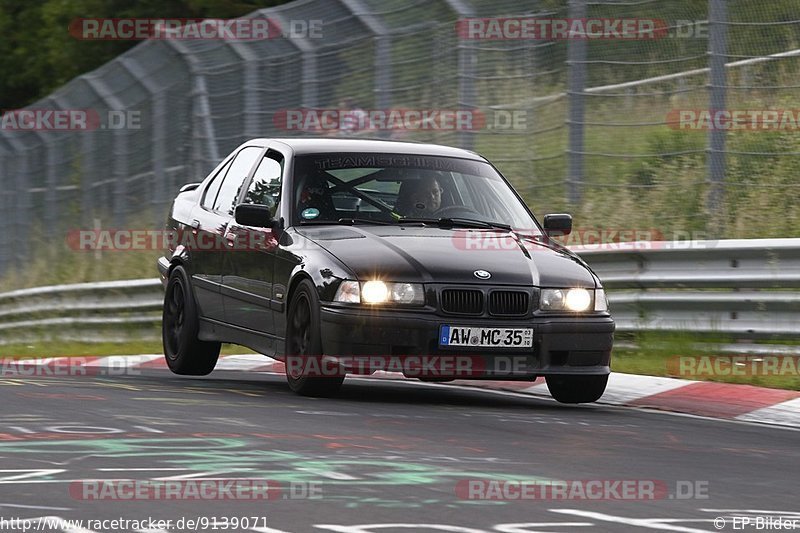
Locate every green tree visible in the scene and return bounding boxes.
[0,0,288,109]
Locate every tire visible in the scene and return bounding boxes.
[162,265,221,375]
[545,374,608,404]
[285,279,344,397]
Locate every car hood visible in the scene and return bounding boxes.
[298,225,597,287]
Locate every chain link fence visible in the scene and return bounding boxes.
[1,0,799,281]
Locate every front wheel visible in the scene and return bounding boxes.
[285,279,344,397]
[545,374,608,404]
[162,265,220,375]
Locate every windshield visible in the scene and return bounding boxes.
[291,153,540,232]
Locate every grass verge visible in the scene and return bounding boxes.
[613,332,800,391]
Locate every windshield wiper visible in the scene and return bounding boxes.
[299,218,392,226]
[298,219,336,225]
[337,218,392,226]
[397,217,512,230]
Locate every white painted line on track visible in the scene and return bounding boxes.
[735,397,800,427]
[550,510,715,532]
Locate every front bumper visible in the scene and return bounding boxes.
[319,305,614,380]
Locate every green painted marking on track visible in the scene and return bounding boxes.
[0,437,554,487]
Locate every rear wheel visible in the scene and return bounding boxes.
[162,265,220,375]
[545,374,608,404]
[285,279,344,397]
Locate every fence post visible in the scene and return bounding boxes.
[80,131,95,226]
[444,0,477,150]
[221,41,260,144]
[0,132,30,268]
[44,137,59,231]
[566,0,587,206]
[118,55,168,208]
[164,41,219,180]
[339,0,391,135]
[0,148,7,273]
[707,0,727,231]
[14,149,31,264]
[151,93,167,202]
[84,74,130,227]
[268,12,319,110]
[457,34,477,151]
[44,95,75,232]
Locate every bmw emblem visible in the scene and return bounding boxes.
[474,269,491,280]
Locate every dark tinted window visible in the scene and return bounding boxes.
[214,147,262,216]
[291,153,539,230]
[201,158,233,210]
[243,152,283,216]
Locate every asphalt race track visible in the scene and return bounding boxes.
[0,368,797,533]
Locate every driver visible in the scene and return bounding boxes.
[395,177,442,217]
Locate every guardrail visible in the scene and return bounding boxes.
[0,279,163,344]
[0,238,798,346]
[575,238,800,338]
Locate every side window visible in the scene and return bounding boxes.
[213,147,263,216]
[201,158,233,210]
[243,151,284,216]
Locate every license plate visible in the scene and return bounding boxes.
[439,325,533,348]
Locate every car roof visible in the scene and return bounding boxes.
[249,137,486,161]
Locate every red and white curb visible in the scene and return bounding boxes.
[3,354,798,428]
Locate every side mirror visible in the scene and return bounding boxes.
[235,204,276,229]
[179,182,201,193]
[543,214,572,236]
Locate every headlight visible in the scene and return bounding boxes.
[362,280,389,304]
[334,280,425,305]
[565,288,592,311]
[391,283,424,305]
[540,288,594,312]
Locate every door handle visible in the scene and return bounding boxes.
[191,220,200,234]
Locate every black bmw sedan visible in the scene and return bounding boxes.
[157,138,614,403]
